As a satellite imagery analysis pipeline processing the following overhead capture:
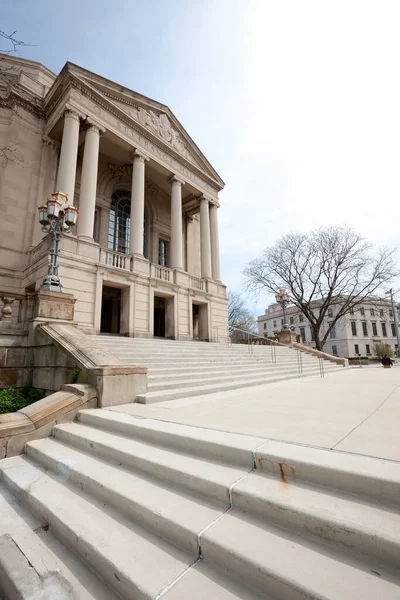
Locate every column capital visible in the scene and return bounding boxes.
[63,107,84,122]
[130,149,150,163]
[209,199,220,209]
[169,174,185,186]
[199,195,210,205]
[85,118,105,135]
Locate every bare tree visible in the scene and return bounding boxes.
[243,226,398,350]
[0,29,34,166]
[228,291,257,334]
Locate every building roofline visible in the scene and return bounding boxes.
[0,52,56,79]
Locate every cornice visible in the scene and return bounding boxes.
[45,72,223,194]
[0,89,45,119]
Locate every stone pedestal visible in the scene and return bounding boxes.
[33,290,76,321]
[278,329,297,345]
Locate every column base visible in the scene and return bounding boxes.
[77,234,94,242]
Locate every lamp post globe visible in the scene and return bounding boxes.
[37,191,78,293]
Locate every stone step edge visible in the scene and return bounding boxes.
[255,440,400,508]
[232,474,400,571]
[147,367,340,390]
[28,434,400,586]
[138,369,343,403]
[22,431,400,599]
[78,409,265,468]
[51,424,241,504]
[25,439,225,557]
[78,409,400,507]
[0,457,193,600]
[200,511,400,600]
[148,364,339,376]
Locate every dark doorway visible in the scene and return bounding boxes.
[154,296,166,337]
[192,303,200,340]
[100,286,121,334]
[192,302,208,341]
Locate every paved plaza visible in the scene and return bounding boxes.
[110,366,400,462]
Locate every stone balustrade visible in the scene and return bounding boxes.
[100,248,130,270]
[151,264,172,282]
[190,276,206,291]
[98,247,215,294]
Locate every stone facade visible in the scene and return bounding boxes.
[258,299,399,358]
[0,54,228,341]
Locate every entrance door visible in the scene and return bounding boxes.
[192,302,209,341]
[154,296,166,337]
[100,286,121,334]
[193,304,200,340]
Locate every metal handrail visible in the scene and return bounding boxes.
[212,324,327,377]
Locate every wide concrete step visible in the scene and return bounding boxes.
[147,366,337,392]
[201,510,400,600]
[104,345,288,354]
[0,456,193,600]
[25,437,224,556]
[233,471,400,570]
[254,439,400,508]
[125,358,313,369]
[147,362,341,377]
[119,355,322,368]
[78,408,264,467]
[52,422,247,504]
[146,362,307,377]
[139,368,343,403]
[1,414,399,599]
[110,350,299,361]
[94,337,272,350]
[161,562,266,599]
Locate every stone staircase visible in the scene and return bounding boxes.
[0,410,399,599]
[90,337,345,403]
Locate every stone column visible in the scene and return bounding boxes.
[199,196,212,279]
[209,203,221,281]
[130,151,148,255]
[170,176,184,269]
[55,110,80,203]
[186,216,194,274]
[77,123,102,240]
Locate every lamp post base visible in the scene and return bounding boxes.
[33,289,76,320]
[40,275,63,293]
[278,329,298,345]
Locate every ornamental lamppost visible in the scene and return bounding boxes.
[275,287,291,330]
[38,191,78,293]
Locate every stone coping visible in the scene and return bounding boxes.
[39,323,148,406]
[40,322,145,373]
[0,384,97,457]
[292,342,348,367]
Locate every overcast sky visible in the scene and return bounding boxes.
[3,0,400,314]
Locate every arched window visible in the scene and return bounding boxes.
[108,191,149,257]
[108,191,131,254]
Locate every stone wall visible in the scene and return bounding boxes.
[0,329,30,389]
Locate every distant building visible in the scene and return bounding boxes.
[258,298,398,357]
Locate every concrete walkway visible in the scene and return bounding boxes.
[110,367,400,462]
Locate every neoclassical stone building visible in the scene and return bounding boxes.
[0,54,228,340]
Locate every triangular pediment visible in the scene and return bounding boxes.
[64,64,224,189]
